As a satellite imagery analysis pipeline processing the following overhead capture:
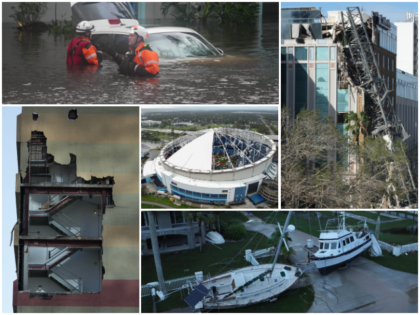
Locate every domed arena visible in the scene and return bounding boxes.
[142,128,276,205]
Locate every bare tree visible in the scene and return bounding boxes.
[281,108,415,208]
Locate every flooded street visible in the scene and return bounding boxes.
[2,18,278,104]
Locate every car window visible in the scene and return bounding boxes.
[72,2,134,24]
[148,32,219,58]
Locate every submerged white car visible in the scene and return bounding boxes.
[71,2,224,57]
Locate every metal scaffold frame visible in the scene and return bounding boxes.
[341,7,416,203]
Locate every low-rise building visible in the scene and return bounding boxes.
[141,211,203,255]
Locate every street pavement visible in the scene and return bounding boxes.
[242,212,418,313]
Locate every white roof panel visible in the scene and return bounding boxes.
[168,130,214,171]
[143,160,156,178]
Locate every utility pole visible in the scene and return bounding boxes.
[147,211,167,295]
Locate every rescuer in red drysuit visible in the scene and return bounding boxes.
[66,21,102,66]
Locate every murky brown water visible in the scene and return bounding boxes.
[2,18,278,104]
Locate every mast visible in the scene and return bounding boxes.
[343,211,345,230]
[271,211,293,274]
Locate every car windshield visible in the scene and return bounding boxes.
[72,2,134,24]
[148,32,219,58]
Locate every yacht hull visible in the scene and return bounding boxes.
[311,239,372,275]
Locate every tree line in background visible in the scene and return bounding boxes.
[281,108,416,209]
[161,2,260,24]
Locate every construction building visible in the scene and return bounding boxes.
[395,12,419,77]
[281,6,416,206]
[13,107,139,312]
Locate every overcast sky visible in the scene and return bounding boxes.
[282,2,418,24]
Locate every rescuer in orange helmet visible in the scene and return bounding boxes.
[66,21,102,66]
[105,25,159,77]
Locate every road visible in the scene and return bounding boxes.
[242,212,418,313]
[141,202,176,209]
[259,116,274,135]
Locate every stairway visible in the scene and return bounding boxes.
[48,196,81,216]
[48,212,81,237]
[49,264,83,292]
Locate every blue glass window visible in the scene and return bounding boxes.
[281,47,286,61]
[316,63,329,116]
[337,88,349,112]
[316,47,328,61]
[295,47,307,61]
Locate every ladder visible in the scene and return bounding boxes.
[341,7,416,203]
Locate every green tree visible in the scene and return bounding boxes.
[182,211,215,253]
[344,111,369,144]
[267,228,292,248]
[281,246,296,264]
[10,2,48,27]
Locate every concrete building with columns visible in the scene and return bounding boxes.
[141,211,203,255]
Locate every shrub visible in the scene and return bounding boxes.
[225,223,246,240]
[228,218,243,225]
[10,2,47,27]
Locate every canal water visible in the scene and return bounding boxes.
[2,17,278,104]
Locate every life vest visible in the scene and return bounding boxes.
[66,36,100,65]
[132,42,159,75]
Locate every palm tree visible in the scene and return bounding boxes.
[344,111,369,144]
[267,227,292,249]
[213,211,222,233]
[281,246,297,264]
[182,211,215,253]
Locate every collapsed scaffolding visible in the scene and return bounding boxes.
[340,7,416,205]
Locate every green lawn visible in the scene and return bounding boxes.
[347,211,389,221]
[364,249,418,274]
[141,195,198,209]
[141,203,164,209]
[141,230,313,313]
[219,211,248,223]
[377,233,418,245]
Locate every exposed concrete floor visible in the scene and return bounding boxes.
[242,212,418,313]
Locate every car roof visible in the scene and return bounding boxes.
[147,27,199,35]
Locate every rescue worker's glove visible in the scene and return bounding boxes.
[96,51,103,64]
[105,46,118,58]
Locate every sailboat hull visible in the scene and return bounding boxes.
[198,263,300,310]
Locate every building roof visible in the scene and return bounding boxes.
[167,130,214,170]
[143,160,156,178]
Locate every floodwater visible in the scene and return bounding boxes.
[142,140,168,152]
[2,17,278,104]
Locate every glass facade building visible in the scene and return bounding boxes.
[281,8,322,44]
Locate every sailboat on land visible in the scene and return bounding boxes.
[184,212,301,310]
[304,212,381,275]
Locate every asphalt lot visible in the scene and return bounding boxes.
[243,213,418,313]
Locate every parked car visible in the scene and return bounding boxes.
[71,2,139,53]
[71,2,224,57]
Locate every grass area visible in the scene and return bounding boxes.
[141,195,198,209]
[141,203,164,209]
[366,219,417,232]
[219,211,248,223]
[348,211,389,221]
[364,249,418,274]
[141,230,313,313]
[377,233,418,245]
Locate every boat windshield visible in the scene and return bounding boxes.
[324,243,330,250]
[320,242,324,249]
[331,242,337,249]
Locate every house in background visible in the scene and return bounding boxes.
[141,211,205,255]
